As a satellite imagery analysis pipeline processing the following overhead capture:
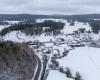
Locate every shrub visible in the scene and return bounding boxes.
[65,68,72,78]
[75,72,82,80]
[59,67,64,73]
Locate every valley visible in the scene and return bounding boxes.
[0,17,100,80]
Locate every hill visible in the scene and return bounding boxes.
[0,14,100,22]
[0,41,37,80]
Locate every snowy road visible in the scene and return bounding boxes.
[32,54,42,80]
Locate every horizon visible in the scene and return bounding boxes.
[0,13,100,16]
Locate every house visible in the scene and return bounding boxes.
[27,40,42,49]
[68,43,85,47]
[43,27,50,31]
[53,49,60,58]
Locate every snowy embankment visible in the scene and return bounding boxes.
[57,47,100,80]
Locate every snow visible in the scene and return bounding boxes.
[90,32,100,40]
[35,34,55,42]
[62,21,91,34]
[47,70,73,80]
[58,47,100,80]
[93,19,100,20]
[0,25,10,31]
[44,43,54,47]
[3,31,55,42]
[36,19,64,23]
[0,21,20,32]
[53,44,71,56]
[5,21,20,24]
[3,31,34,42]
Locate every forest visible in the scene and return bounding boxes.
[0,20,65,36]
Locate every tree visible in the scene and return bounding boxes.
[75,72,82,80]
[90,21,100,33]
[59,67,64,73]
[79,28,85,33]
[65,68,72,78]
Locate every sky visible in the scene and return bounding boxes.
[0,0,100,15]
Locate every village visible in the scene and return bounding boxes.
[27,26,95,80]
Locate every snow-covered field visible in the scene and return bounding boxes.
[57,47,100,80]
[3,31,55,42]
[62,21,91,34]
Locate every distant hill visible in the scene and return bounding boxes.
[0,14,100,22]
[66,14,100,22]
[0,14,63,21]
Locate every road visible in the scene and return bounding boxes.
[32,54,42,80]
[40,55,48,80]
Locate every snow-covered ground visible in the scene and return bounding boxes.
[3,31,55,42]
[0,25,10,31]
[57,47,100,80]
[5,21,20,25]
[0,21,21,32]
[3,31,34,42]
[36,19,64,23]
[47,70,73,80]
[62,21,91,34]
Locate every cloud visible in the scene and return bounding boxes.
[0,0,100,14]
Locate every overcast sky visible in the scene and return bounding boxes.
[0,0,100,15]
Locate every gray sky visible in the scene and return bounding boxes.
[0,0,100,15]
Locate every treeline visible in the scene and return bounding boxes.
[90,20,100,33]
[0,20,65,36]
[66,14,100,23]
[0,14,100,23]
[0,21,9,25]
[0,14,64,21]
[39,20,65,29]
